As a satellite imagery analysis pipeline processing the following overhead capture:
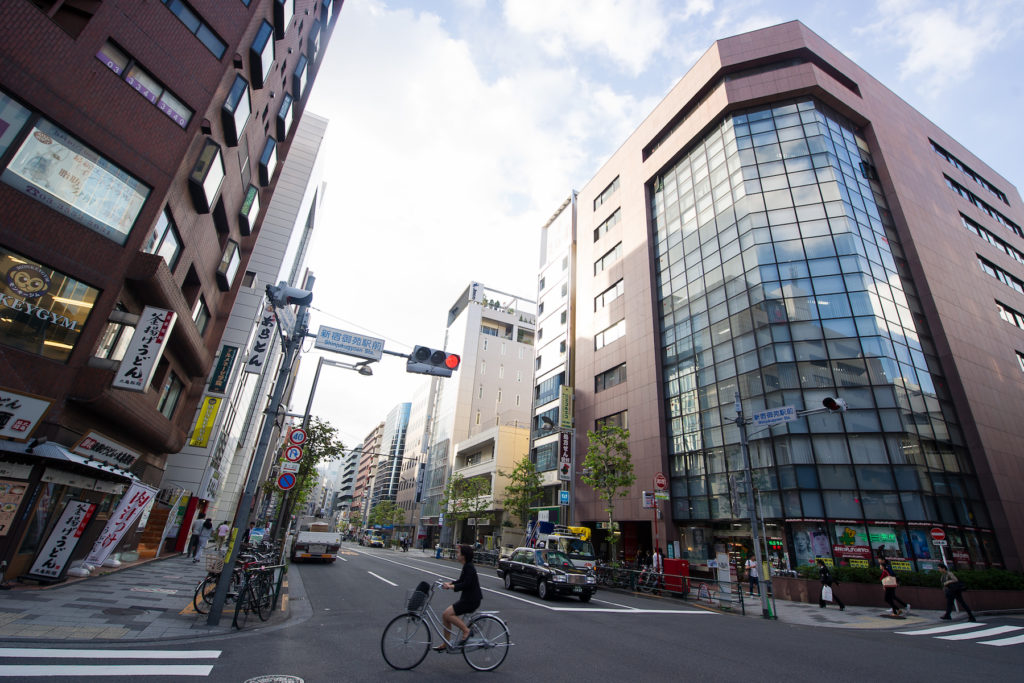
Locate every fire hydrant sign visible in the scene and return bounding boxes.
[85,481,158,566]
[27,499,96,581]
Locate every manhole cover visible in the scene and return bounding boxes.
[103,607,145,616]
[244,677,304,683]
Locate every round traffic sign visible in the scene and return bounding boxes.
[277,472,296,490]
[930,527,946,542]
[288,428,307,445]
[654,472,668,491]
[284,445,303,462]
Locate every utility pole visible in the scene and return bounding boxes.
[207,280,313,626]
[735,391,772,620]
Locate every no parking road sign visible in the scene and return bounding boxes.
[283,445,303,462]
[277,472,297,490]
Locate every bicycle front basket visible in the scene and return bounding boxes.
[406,580,431,613]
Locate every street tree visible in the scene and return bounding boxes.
[347,509,362,532]
[581,424,635,562]
[500,456,543,528]
[441,472,491,542]
[368,500,404,543]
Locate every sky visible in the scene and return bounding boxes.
[294,0,1024,450]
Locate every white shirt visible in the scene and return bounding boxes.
[652,552,663,572]
[745,558,758,578]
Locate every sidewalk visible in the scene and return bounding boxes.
[0,553,292,643]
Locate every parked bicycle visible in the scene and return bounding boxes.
[193,548,282,628]
[636,564,663,594]
[381,579,511,671]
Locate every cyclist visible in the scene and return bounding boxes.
[435,544,481,651]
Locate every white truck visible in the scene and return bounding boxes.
[535,525,598,570]
[291,522,342,563]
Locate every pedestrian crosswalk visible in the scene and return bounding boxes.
[896,622,1024,647]
[0,647,221,677]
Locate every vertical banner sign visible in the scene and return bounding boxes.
[159,490,186,550]
[559,385,574,429]
[85,482,159,566]
[112,306,176,392]
[189,396,222,447]
[558,431,572,481]
[244,306,276,374]
[27,499,97,581]
[208,345,239,394]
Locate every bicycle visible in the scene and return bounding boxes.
[193,549,278,616]
[381,579,511,671]
[636,565,662,594]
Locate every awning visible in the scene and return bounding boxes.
[0,440,139,482]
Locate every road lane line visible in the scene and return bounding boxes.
[368,571,398,586]
[895,622,985,635]
[0,665,214,677]
[936,625,1022,640]
[0,649,221,659]
[980,633,1024,646]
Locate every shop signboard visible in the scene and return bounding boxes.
[208,344,239,394]
[0,386,52,441]
[558,385,574,429]
[112,306,176,392]
[27,499,96,581]
[188,395,222,448]
[832,523,871,560]
[72,430,140,469]
[85,481,158,566]
[0,478,29,536]
[558,431,571,481]
[244,306,276,374]
[642,491,655,509]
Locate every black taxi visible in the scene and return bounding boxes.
[497,547,597,602]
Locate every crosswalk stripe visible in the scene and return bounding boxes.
[936,626,1023,641]
[0,665,214,677]
[895,623,984,635]
[0,648,220,659]
[980,633,1024,647]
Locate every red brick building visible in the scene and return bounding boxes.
[0,0,341,582]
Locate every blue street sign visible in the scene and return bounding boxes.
[559,490,570,505]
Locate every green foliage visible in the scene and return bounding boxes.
[581,424,635,558]
[500,456,543,528]
[347,509,362,530]
[796,564,1024,590]
[368,500,404,529]
[441,472,491,524]
[262,417,345,521]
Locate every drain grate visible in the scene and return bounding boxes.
[244,677,304,683]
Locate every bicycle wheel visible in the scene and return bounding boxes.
[381,613,431,670]
[255,574,275,621]
[193,576,217,614]
[234,583,257,629]
[462,615,510,672]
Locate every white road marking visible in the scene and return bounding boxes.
[937,626,1023,640]
[980,633,1024,646]
[349,547,715,615]
[0,665,214,677]
[0,649,221,659]
[895,623,985,635]
[368,571,398,586]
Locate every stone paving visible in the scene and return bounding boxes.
[0,553,288,642]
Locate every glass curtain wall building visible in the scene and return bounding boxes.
[653,98,994,571]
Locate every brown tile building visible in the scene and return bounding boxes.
[0,0,342,581]
[564,21,1024,572]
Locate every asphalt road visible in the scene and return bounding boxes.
[6,544,1024,681]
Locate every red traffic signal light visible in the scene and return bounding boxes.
[822,397,847,413]
[407,345,460,377]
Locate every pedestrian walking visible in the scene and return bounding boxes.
[817,559,845,610]
[652,546,664,574]
[242,522,255,544]
[880,559,909,616]
[745,554,760,596]
[193,517,214,563]
[216,521,230,550]
[187,512,206,557]
[938,563,976,622]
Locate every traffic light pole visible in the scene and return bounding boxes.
[206,287,311,626]
[735,391,772,620]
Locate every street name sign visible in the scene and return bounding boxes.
[751,405,797,427]
[314,325,384,361]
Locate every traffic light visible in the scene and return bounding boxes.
[822,396,848,413]
[406,345,460,377]
[267,281,313,307]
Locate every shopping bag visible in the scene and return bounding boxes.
[822,585,833,602]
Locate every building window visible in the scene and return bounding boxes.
[3,116,150,245]
[143,208,183,271]
[535,373,564,405]
[516,394,521,406]
[594,242,623,275]
[595,363,627,393]
[249,20,275,88]
[96,41,192,128]
[595,279,625,311]
[945,176,1022,238]
[499,365,505,379]
[559,341,566,354]
[29,0,99,38]
[274,0,295,39]
[478,385,483,399]
[95,314,135,362]
[277,93,294,139]
[501,341,506,355]
[978,256,1024,294]
[560,310,567,325]
[538,302,545,315]
[239,185,261,236]
[160,0,226,59]
[593,176,620,210]
[596,410,628,430]
[932,140,1008,205]
[1018,351,1024,373]
[534,442,557,472]
[258,137,277,186]
[497,389,502,403]
[538,276,545,291]
[594,207,621,241]
[481,361,486,375]
[216,240,241,291]
[595,319,626,350]
[535,355,542,370]
[475,411,481,426]
[222,76,251,147]
[192,296,210,336]
[997,301,1024,330]
[962,214,1024,266]
[482,338,488,351]
[187,138,224,212]
[293,55,309,100]
[157,370,184,418]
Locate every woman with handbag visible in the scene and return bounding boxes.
[938,563,976,621]
[817,559,845,610]
[880,559,909,616]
